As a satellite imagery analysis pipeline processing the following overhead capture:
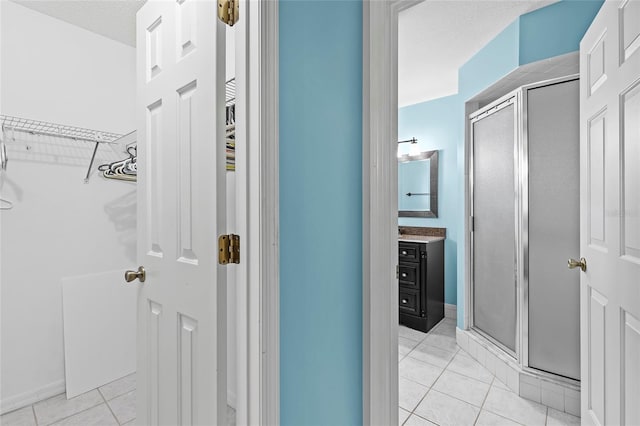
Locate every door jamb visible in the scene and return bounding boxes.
[236,1,279,424]
[362,0,422,424]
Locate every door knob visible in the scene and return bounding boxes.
[125,266,146,283]
[567,258,587,272]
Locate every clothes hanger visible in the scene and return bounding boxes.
[102,170,137,182]
[0,164,12,211]
[1,142,6,171]
[0,198,13,210]
[0,125,7,172]
[0,128,11,209]
[98,144,137,181]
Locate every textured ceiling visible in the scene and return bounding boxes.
[11,0,145,46]
[399,0,558,107]
[13,0,557,101]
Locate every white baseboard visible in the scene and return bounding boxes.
[2,380,239,415]
[1,379,65,415]
[445,303,457,320]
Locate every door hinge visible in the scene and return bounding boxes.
[217,0,239,27]
[396,264,399,279]
[218,234,240,265]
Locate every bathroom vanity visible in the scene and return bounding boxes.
[398,232,444,333]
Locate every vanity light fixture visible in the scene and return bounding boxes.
[397,137,419,157]
[397,137,418,144]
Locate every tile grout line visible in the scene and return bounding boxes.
[5,378,135,426]
[456,340,534,426]
[411,328,513,424]
[31,404,39,426]
[426,368,494,409]
[406,341,459,424]
[41,398,105,426]
[477,385,535,426]
[399,320,458,425]
[472,376,495,425]
[411,325,555,426]
[98,387,122,426]
[399,324,453,425]
[544,406,549,426]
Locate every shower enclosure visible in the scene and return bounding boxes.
[467,75,581,386]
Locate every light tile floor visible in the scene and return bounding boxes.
[2,322,580,426]
[399,319,581,426]
[1,373,236,426]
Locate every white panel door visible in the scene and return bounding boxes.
[135,1,227,425]
[580,1,640,425]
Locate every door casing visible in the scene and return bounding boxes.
[234,1,280,424]
[362,1,423,424]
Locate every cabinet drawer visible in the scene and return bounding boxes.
[399,243,419,261]
[399,263,419,289]
[399,289,420,315]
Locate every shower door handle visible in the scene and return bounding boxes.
[567,258,586,272]
[125,266,146,283]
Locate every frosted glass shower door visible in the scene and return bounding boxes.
[471,99,517,353]
[527,79,580,380]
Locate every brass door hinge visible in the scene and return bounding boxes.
[218,0,239,27]
[218,234,240,264]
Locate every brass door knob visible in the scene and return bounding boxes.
[568,258,587,272]
[125,266,146,283]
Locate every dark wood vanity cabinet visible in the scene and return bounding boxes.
[399,240,444,333]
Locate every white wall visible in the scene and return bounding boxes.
[0,1,136,412]
[0,1,135,132]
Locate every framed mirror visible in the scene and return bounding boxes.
[398,150,438,218]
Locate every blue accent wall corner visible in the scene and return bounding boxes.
[518,0,604,65]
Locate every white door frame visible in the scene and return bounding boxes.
[236,1,279,424]
[255,0,435,423]
[362,0,422,424]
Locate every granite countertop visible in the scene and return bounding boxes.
[398,234,445,244]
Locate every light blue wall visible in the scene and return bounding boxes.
[279,1,363,425]
[458,20,520,98]
[398,94,461,305]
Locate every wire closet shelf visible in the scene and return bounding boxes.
[1,78,236,180]
[0,115,123,144]
[226,77,236,106]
